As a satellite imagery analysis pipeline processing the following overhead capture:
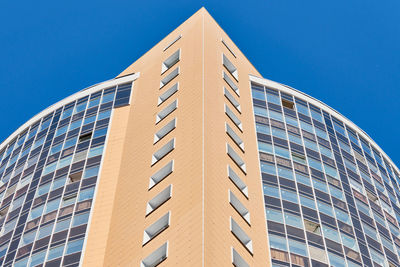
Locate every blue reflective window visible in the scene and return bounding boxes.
[251,89,265,100]
[288,238,308,256]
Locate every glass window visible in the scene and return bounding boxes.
[42,161,57,175]
[20,229,37,246]
[304,139,318,151]
[285,212,303,229]
[296,104,309,116]
[261,162,276,175]
[277,167,294,180]
[84,115,96,125]
[263,185,280,198]
[308,158,323,171]
[324,164,338,178]
[362,222,377,239]
[258,142,273,154]
[65,238,84,255]
[251,89,266,100]
[62,195,76,207]
[312,179,327,193]
[271,127,286,139]
[266,208,283,223]
[310,109,323,123]
[315,127,328,140]
[281,189,298,203]
[55,125,68,137]
[274,146,290,159]
[64,136,78,148]
[78,187,95,202]
[329,185,344,200]
[44,197,61,214]
[29,251,46,267]
[284,115,298,127]
[88,96,100,107]
[55,218,71,232]
[269,110,283,121]
[52,176,67,190]
[61,107,73,119]
[0,243,8,258]
[70,119,82,130]
[93,127,108,138]
[57,155,72,170]
[14,258,29,267]
[74,101,87,114]
[269,234,287,251]
[266,93,280,105]
[28,204,44,220]
[33,136,45,149]
[299,121,314,133]
[288,133,302,145]
[47,244,65,260]
[83,165,100,179]
[72,212,90,227]
[101,92,115,103]
[341,232,358,251]
[328,252,345,267]
[296,173,311,186]
[288,239,308,256]
[98,109,111,120]
[317,201,334,216]
[300,195,315,209]
[322,225,340,242]
[37,223,54,239]
[254,106,268,117]
[256,123,270,135]
[50,143,63,155]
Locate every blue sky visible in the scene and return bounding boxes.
[1,0,399,165]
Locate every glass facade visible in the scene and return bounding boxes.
[0,82,132,266]
[251,82,400,267]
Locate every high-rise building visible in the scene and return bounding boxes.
[0,7,398,267]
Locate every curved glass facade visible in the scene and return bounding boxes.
[251,82,400,267]
[0,82,132,266]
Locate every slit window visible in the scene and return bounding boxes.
[232,247,249,267]
[160,67,179,88]
[223,54,238,80]
[143,211,171,245]
[224,87,241,112]
[154,118,176,144]
[156,100,177,124]
[226,123,244,151]
[149,160,174,189]
[229,190,250,224]
[228,165,248,197]
[162,49,180,74]
[222,39,236,58]
[230,217,253,254]
[227,144,246,174]
[140,242,168,267]
[223,72,239,96]
[146,185,172,216]
[151,139,175,166]
[164,35,181,51]
[225,105,242,131]
[282,99,294,110]
[158,83,178,106]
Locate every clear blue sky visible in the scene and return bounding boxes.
[1,1,399,165]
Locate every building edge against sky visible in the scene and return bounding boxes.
[0,7,399,267]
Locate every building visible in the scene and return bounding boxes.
[0,7,399,267]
